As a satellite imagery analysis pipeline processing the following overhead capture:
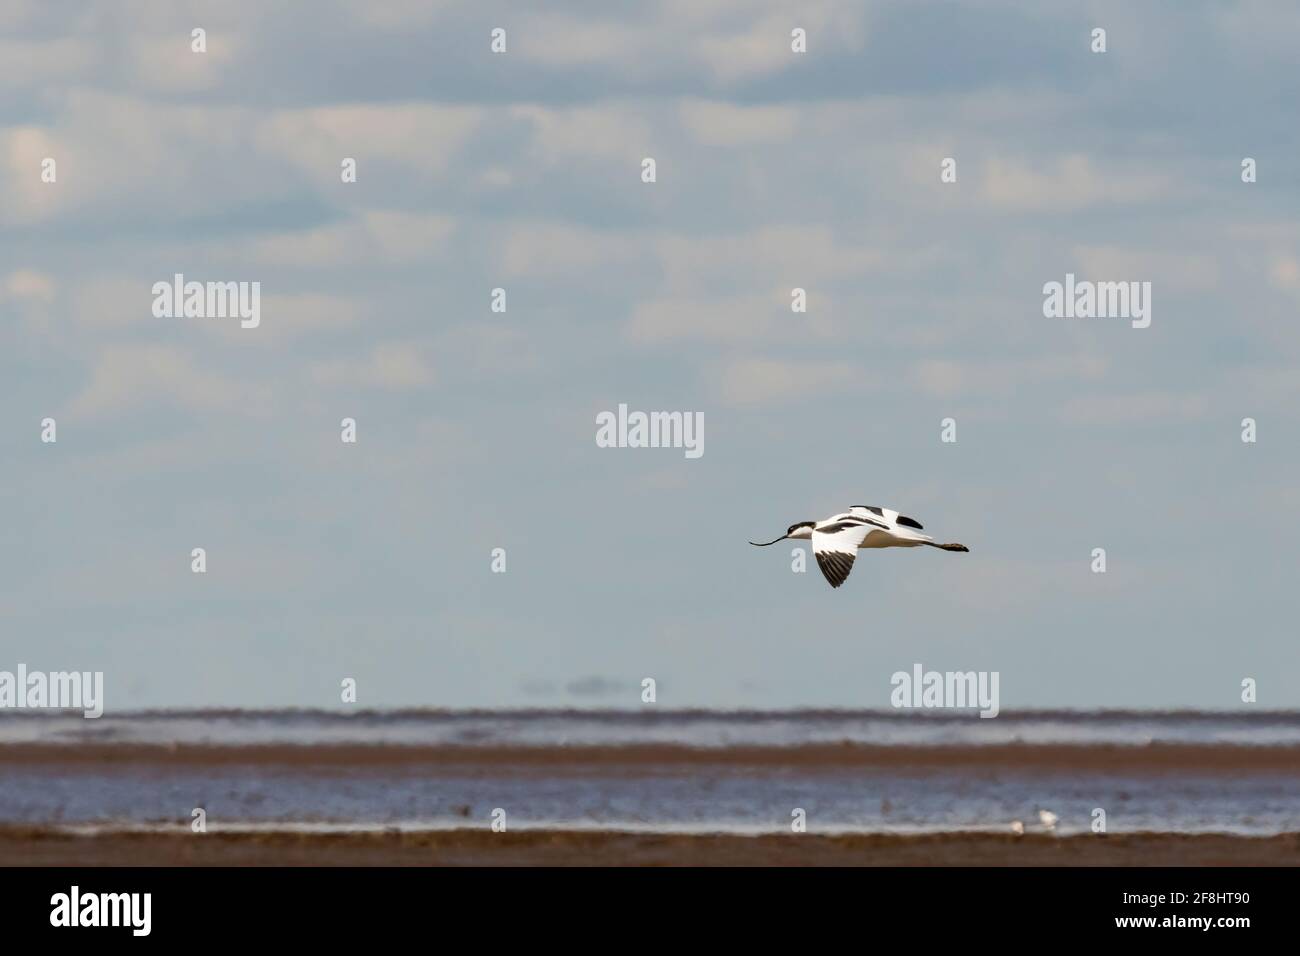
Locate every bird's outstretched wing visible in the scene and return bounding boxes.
[811,521,877,588]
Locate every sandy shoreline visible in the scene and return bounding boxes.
[3,827,1297,866]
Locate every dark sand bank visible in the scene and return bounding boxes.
[3,827,1298,866]
[4,741,1300,771]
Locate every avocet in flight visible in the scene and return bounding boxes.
[750,505,969,589]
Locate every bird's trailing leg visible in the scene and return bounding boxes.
[926,542,970,552]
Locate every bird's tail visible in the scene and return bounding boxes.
[927,542,969,552]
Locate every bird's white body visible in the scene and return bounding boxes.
[785,507,933,550]
[750,504,969,589]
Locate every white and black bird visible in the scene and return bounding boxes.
[750,505,969,589]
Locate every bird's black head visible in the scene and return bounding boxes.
[786,521,816,536]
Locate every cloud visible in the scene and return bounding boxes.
[715,356,863,407]
[3,93,477,231]
[0,91,266,225]
[70,277,153,329]
[236,293,362,342]
[249,210,457,268]
[310,343,434,390]
[627,290,847,346]
[511,17,657,70]
[1270,256,1300,291]
[255,103,482,184]
[1061,391,1212,427]
[696,13,804,84]
[912,354,1108,399]
[67,345,268,419]
[128,31,237,93]
[512,104,655,163]
[626,292,776,345]
[432,324,540,378]
[0,35,97,89]
[653,225,881,293]
[693,5,868,84]
[0,127,69,225]
[1073,245,1220,292]
[510,4,866,86]
[679,99,798,145]
[2,268,54,302]
[341,0,450,30]
[1,268,57,337]
[979,155,1172,211]
[498,221,640,278]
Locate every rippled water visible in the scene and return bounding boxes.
[2,710,1297,835]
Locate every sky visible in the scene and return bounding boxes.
[2,0,1299,711]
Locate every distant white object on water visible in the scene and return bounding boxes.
[1038,810,1059,830]
[1011,820,1025,835]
